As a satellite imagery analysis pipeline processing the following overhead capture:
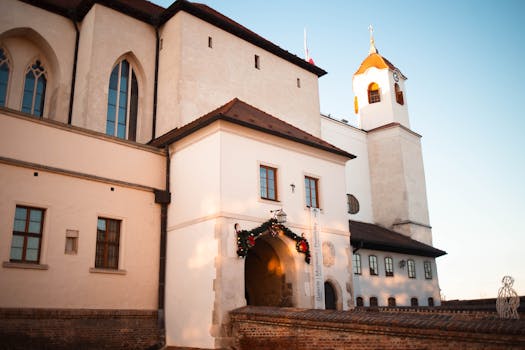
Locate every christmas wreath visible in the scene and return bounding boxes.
[236,218,311,263]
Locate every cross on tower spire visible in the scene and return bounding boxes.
[368,24,378,55]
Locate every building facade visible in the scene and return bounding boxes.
[0,0,445,348]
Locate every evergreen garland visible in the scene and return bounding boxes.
[236,218,311,264]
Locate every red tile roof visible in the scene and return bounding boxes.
[349,220,446,257]
[149,98,355,159]
[21,0,326,77]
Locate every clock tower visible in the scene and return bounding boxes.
[353,26,410,131]
[353,27,433,246]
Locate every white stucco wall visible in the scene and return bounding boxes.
[0,165,161,309]
[352,249,440,307]
[0,111,164,309]
[165,219,218,349]
[367,124,432,244]
[164,120,351,347]
[0,112,166,189]
[320,116,374,223]
[157,11,322,137]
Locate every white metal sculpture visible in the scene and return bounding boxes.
[496,275,520,319]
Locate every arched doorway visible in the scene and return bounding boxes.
[324,281,336,310]
[244,236,293,307]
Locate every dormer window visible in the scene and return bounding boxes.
[367,82,380,104]
[395,83,404,105]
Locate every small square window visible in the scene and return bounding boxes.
[65,230,78,255]
[254,55,260,69]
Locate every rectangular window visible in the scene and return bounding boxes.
[407,259,416,279]
[296,78,301,88]
[254,55,260,69]
[424,261,433,279]
[369,255,378,276]
[10,206,45,263]
[385,257,394,277]
[260,165,277,201]
[305,176,319,208]
[353,253,361,275]
[95,218,121,269]
[208,36,213,48]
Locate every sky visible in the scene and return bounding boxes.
[152,0,525,300]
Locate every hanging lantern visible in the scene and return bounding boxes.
[275,209,287,224]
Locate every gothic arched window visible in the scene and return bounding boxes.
[106,59,138,140]
[0,48,10,107]
[21,60,46,117]
[395,83,404,105]
[368,82,380,104]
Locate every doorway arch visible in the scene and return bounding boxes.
[244,235,295,307]
[324,281,336,309]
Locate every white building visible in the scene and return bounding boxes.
[0,0,445,348]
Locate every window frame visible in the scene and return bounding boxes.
[394,83,404,105]
[388,297,396,307]
[368,82,380,104]
[428,297,435,307]
[424,261,433,279]
[407,259,416,279]
[95,217,121,270]
[304,176,319,208]
[369,296,378,307]
[106,59,138,141]
[384,256,394,277]
[347,194,360,214]
[21,59,47,117]
[353,253,362,275]
[356,297,364,307]
[0,47,10,107]
[369,255,378,276]
[10,205,45,264]
[410,297,419,307]
[259,165,278,201]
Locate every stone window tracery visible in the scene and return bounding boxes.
[0,48,10,107]
[21,60,46,117]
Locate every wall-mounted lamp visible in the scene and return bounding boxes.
[290,183,296,193]
[270,209,287,224]
[399,260,406,269]
[234,223,240,233]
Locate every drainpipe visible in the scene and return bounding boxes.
[151,26,160,140]
[68,11,80,125]
[154,145,170,344]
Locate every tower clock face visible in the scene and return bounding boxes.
[393,72,399,82]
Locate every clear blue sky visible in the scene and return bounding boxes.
[153,0,525,300]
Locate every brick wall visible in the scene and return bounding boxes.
[0,308,162,350]
[230,306,525,350]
